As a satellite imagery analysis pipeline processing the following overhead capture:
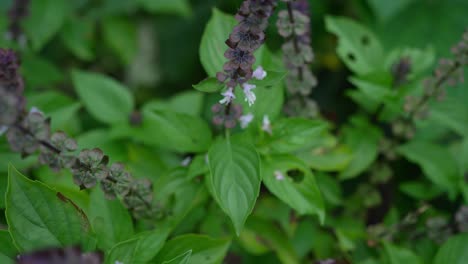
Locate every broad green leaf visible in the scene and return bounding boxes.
[102,17,137,64]
[325,16,384,75]
[398,141,461,196]
[315,173,343,207]
[21,54,64,87]
[298,145,352,172]
[106,225,171,264]
[433,233,468,264]
[262,155,325,223]
[339,117,381,180]
[430,96,468,136]
[72,70,134,124]
[5,165,92,252]
[138,0,191,16]
[0,230,17,262]
[153,234,231,264]
[375,0,468,56]
[263,118,329,154]
[349,77,394,105]
[199,9,237,76]
[140,106,212,153]
[383,242,423,264]
[23,0,70,51]
[89,188,134,250]
[193,77,224,93]
[399,181,443,200]
[367,0,416,23]
[162,250,192,264]
[207,137,261,235]
[168,91,205,116]
[60,18,95,61]
[241,216,300,264]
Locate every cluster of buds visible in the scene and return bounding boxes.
[394,30,468,138]
[7,0,30,42]
[214,0,276,125]
[277,0,318,118]
[0,49,159,219]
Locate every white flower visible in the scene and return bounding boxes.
[253,66,267,80]
[242,83,256,106]
[239,113,254,129]
[29,106,43,114]
[262,115,272,135]
[0,126,8,136]
[181,156,192,167]
[219,87,236,105]
[274,170,285,181]
[115,261,124,264]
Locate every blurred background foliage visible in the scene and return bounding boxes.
[0,0,467,263]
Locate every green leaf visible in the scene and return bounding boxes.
[207,137,261,235]
[89,187,134,250]
[367,0,416,23]
[315,173,343,207]
[199,8,237,76]
[398,141,461,197]
[375,0,468,56]
[383,242,423,264]
[242,216,300,264]
[140,106,212,153]
[21,54,64,87]
[0,230,17,261]
[168,91,205,116]
[60,18,95,61]
[192,77,224,93]
[72,70,134,124]
[263,118,329,154]
[325,16,384,75]
[23,0,70,51]
[433,233,468,264]
[102,17,137,64]
[138,0,191,16]
[339,117,381,180]
[106,225,171,264]
[162,250,192,264]
[399,181,443,200]
[153,234,231,264]
[262,155,325,223]
[298,146,352,172]
[5,165,93,252]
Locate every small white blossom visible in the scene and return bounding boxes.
[0,126,8,136]
[239,113,254,129]
[219,87,236,105]
[29,106,43,114]
[253,66,267,80]
[274,170,285,181]
[242,83,256,106]
[181,156,192,167]
[115,261,124,264]
[262,115,272,135]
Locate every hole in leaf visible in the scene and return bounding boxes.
[286,169,304,183]
[361,35,370,46]
[347,53,356,62]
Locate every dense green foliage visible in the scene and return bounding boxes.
[0,0,467,263]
